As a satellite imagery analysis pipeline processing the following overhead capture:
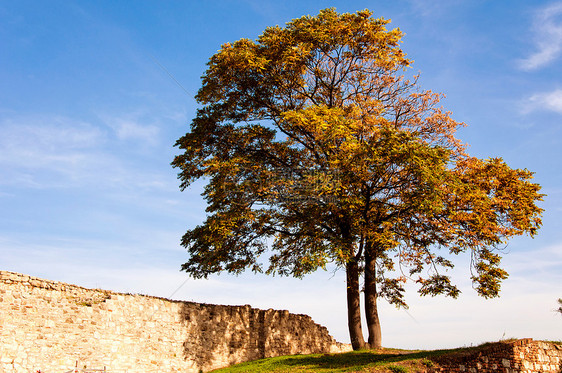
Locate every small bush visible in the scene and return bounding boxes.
[388,365,408,373]
[422,359,434,367]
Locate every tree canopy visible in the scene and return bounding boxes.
[173,8,543,349]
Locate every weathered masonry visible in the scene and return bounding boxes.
[0,271,350,372]
[430,338,562,373]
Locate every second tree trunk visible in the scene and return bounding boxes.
[364,247,382,349]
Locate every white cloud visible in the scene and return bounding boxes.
[0,115,103,153]
[113,119,159,143]
[0,115,108,186]
[0,113,176,193]
[100,113,160,146]
[518,2,562,71]
[522,88,562,114]
[504,243,562,277]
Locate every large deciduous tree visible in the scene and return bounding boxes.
[172,9,543,350]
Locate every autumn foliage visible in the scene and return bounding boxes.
[172,9,543,349]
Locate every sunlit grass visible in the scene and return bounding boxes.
[209,341,545,373]
[209,348,452,373]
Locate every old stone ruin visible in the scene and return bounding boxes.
[0,270,350,372]
[429,338,561,373]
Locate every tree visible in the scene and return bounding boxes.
[172,9,543,350]
[558,299,562,315]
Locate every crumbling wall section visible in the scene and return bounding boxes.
[431,338,562,373]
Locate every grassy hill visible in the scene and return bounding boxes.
[208,346,474,373]
[209,340,562,373]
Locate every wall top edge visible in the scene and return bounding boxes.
[0,270,304,317]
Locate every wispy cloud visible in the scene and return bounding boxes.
[1,115,103,153]
[0,114,171,191]
[0,115,108,187]
[518,2,562,71]
[102,114,160,146]
[522,88,562,114]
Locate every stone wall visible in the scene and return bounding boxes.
[0,271,350,373]
[431,338,562,373]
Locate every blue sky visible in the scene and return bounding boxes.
[1,0,561,349]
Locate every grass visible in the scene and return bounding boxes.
[208,347,472,373]
[208,341,543,373]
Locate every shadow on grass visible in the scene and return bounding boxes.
[211,347,491,372]
[277,350,436,371]
[212,340,553,372]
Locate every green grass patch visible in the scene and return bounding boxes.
[209,341,547,373]
[209,348,452,373]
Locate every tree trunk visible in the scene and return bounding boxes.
[346,259,366,350]
[364,247,382,349]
